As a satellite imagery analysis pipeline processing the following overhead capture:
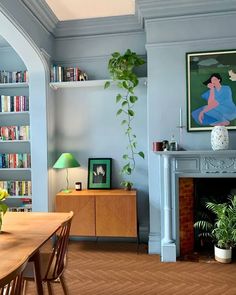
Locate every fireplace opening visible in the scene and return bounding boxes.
[179,177,236,258]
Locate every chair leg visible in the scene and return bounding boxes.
[22,280,27,295]
[60,275,68,295]
[47,281,53,295]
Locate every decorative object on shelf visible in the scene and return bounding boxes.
[53,153,80,193]
[162,140,169,151]
[211,126,229,151]
[0,188,9,232]
[152,142,163,152]
[87,158,112,189]
[194,195,236,263]
[186,50,236,131]
[79,72,88,81]
[104,49,145,190]
[75,181,82,191]
[169,135,178,151]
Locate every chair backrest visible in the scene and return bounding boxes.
[44,211,73,280]
[0,260,28,295]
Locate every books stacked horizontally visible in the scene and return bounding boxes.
[0,95,29,112]
[51,65,87,82]
[0,70,29,83]
[0,125,30,141]
[0,180,32,196]
[0,153,31,168]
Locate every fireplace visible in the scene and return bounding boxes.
[179,177,236,257]
[156,150,236,262]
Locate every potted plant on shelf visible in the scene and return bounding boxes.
[104,49,145,190]
[194,195,236,263]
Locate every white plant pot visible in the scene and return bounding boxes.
[214,245,232,263]
[211,126,229,151]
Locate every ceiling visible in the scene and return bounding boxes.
[45,0,135,21]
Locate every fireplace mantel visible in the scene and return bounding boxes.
[155,150,236,262]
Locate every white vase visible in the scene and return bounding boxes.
[211,126,229,151]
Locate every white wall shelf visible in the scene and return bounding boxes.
[0,168,31,171]
[8,195,32,199]
[0,140,30,143]
[49,77,147,90]
[0,82,28,88]
[0,111,29,115]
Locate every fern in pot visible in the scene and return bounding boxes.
[104,49,145,190]
[194,195,236,263]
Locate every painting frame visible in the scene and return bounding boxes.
[87,158,112,189]
[186,49,236,131]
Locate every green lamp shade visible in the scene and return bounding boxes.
[53,153,80,169]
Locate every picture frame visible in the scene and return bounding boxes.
[87,158,112,189]
[186,49,236,131]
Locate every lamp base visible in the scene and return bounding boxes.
[61,189,72,193]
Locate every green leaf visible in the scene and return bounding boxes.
[128,109,135,116]
[116,109,122,116]
[0,203,8,214]
[138,151,145,159]
[104,81,110,89]
[123,154,129,160]
[130,96,138,103]
[121,120,128,125]
[122,101,128,107]
[112,52,120,58]
[116,94,122,103]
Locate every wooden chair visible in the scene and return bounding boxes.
[0,260,28,295]
[23,211,73,295]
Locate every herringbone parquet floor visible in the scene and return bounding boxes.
[26,241,236,295]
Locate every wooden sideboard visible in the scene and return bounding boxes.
[55,189,137,238]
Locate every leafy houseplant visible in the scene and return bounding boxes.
[104,49,145,189]
[0,188,9,232]
[194,195,236,263]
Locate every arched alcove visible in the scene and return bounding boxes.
[0,9,49,211]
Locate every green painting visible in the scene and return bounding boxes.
[186,49,236,131]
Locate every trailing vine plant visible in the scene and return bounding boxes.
[104,49,145,189]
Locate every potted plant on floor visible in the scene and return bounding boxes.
[194,195,236,263]
[104,49,145,190]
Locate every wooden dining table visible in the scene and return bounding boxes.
[0,211,72,294]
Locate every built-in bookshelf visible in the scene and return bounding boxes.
[0,72,31,211]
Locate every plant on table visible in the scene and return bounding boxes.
[0,188,9,232]
[104,49,145,189]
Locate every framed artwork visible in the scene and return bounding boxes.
[87,158,112,189]
[186,49,236,131]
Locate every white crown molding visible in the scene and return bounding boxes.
[137,0,236,19]
[20,0,58,34]
[54,14,143,38]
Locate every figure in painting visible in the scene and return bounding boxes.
[192,73,236,126]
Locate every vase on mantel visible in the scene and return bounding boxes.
[211,126,229,151]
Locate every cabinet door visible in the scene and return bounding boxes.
[55,194,95,236]
[96,194,137,237]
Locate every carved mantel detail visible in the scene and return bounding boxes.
[201,157,236,173]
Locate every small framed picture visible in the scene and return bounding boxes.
[186,49,236,131]
[87,158,112,189]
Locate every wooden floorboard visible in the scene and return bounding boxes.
[26,241,236,294]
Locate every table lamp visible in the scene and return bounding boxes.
[53,153,80,193]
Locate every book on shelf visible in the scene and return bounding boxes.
[50,65,85,82]
[0,153,31,168]
[0,70,28,83]
[0,180,32,196]
[0,125,30,141]
[0,95,29,112]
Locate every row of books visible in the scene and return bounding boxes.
[0,70,29,83]
[0,95,29,112]
[0,125,30,141]
[0,180,32,196]
[0,153,31,168]
[8,205,32,212]
[50,65,85,82]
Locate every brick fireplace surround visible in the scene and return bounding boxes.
[156,150,236,262]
